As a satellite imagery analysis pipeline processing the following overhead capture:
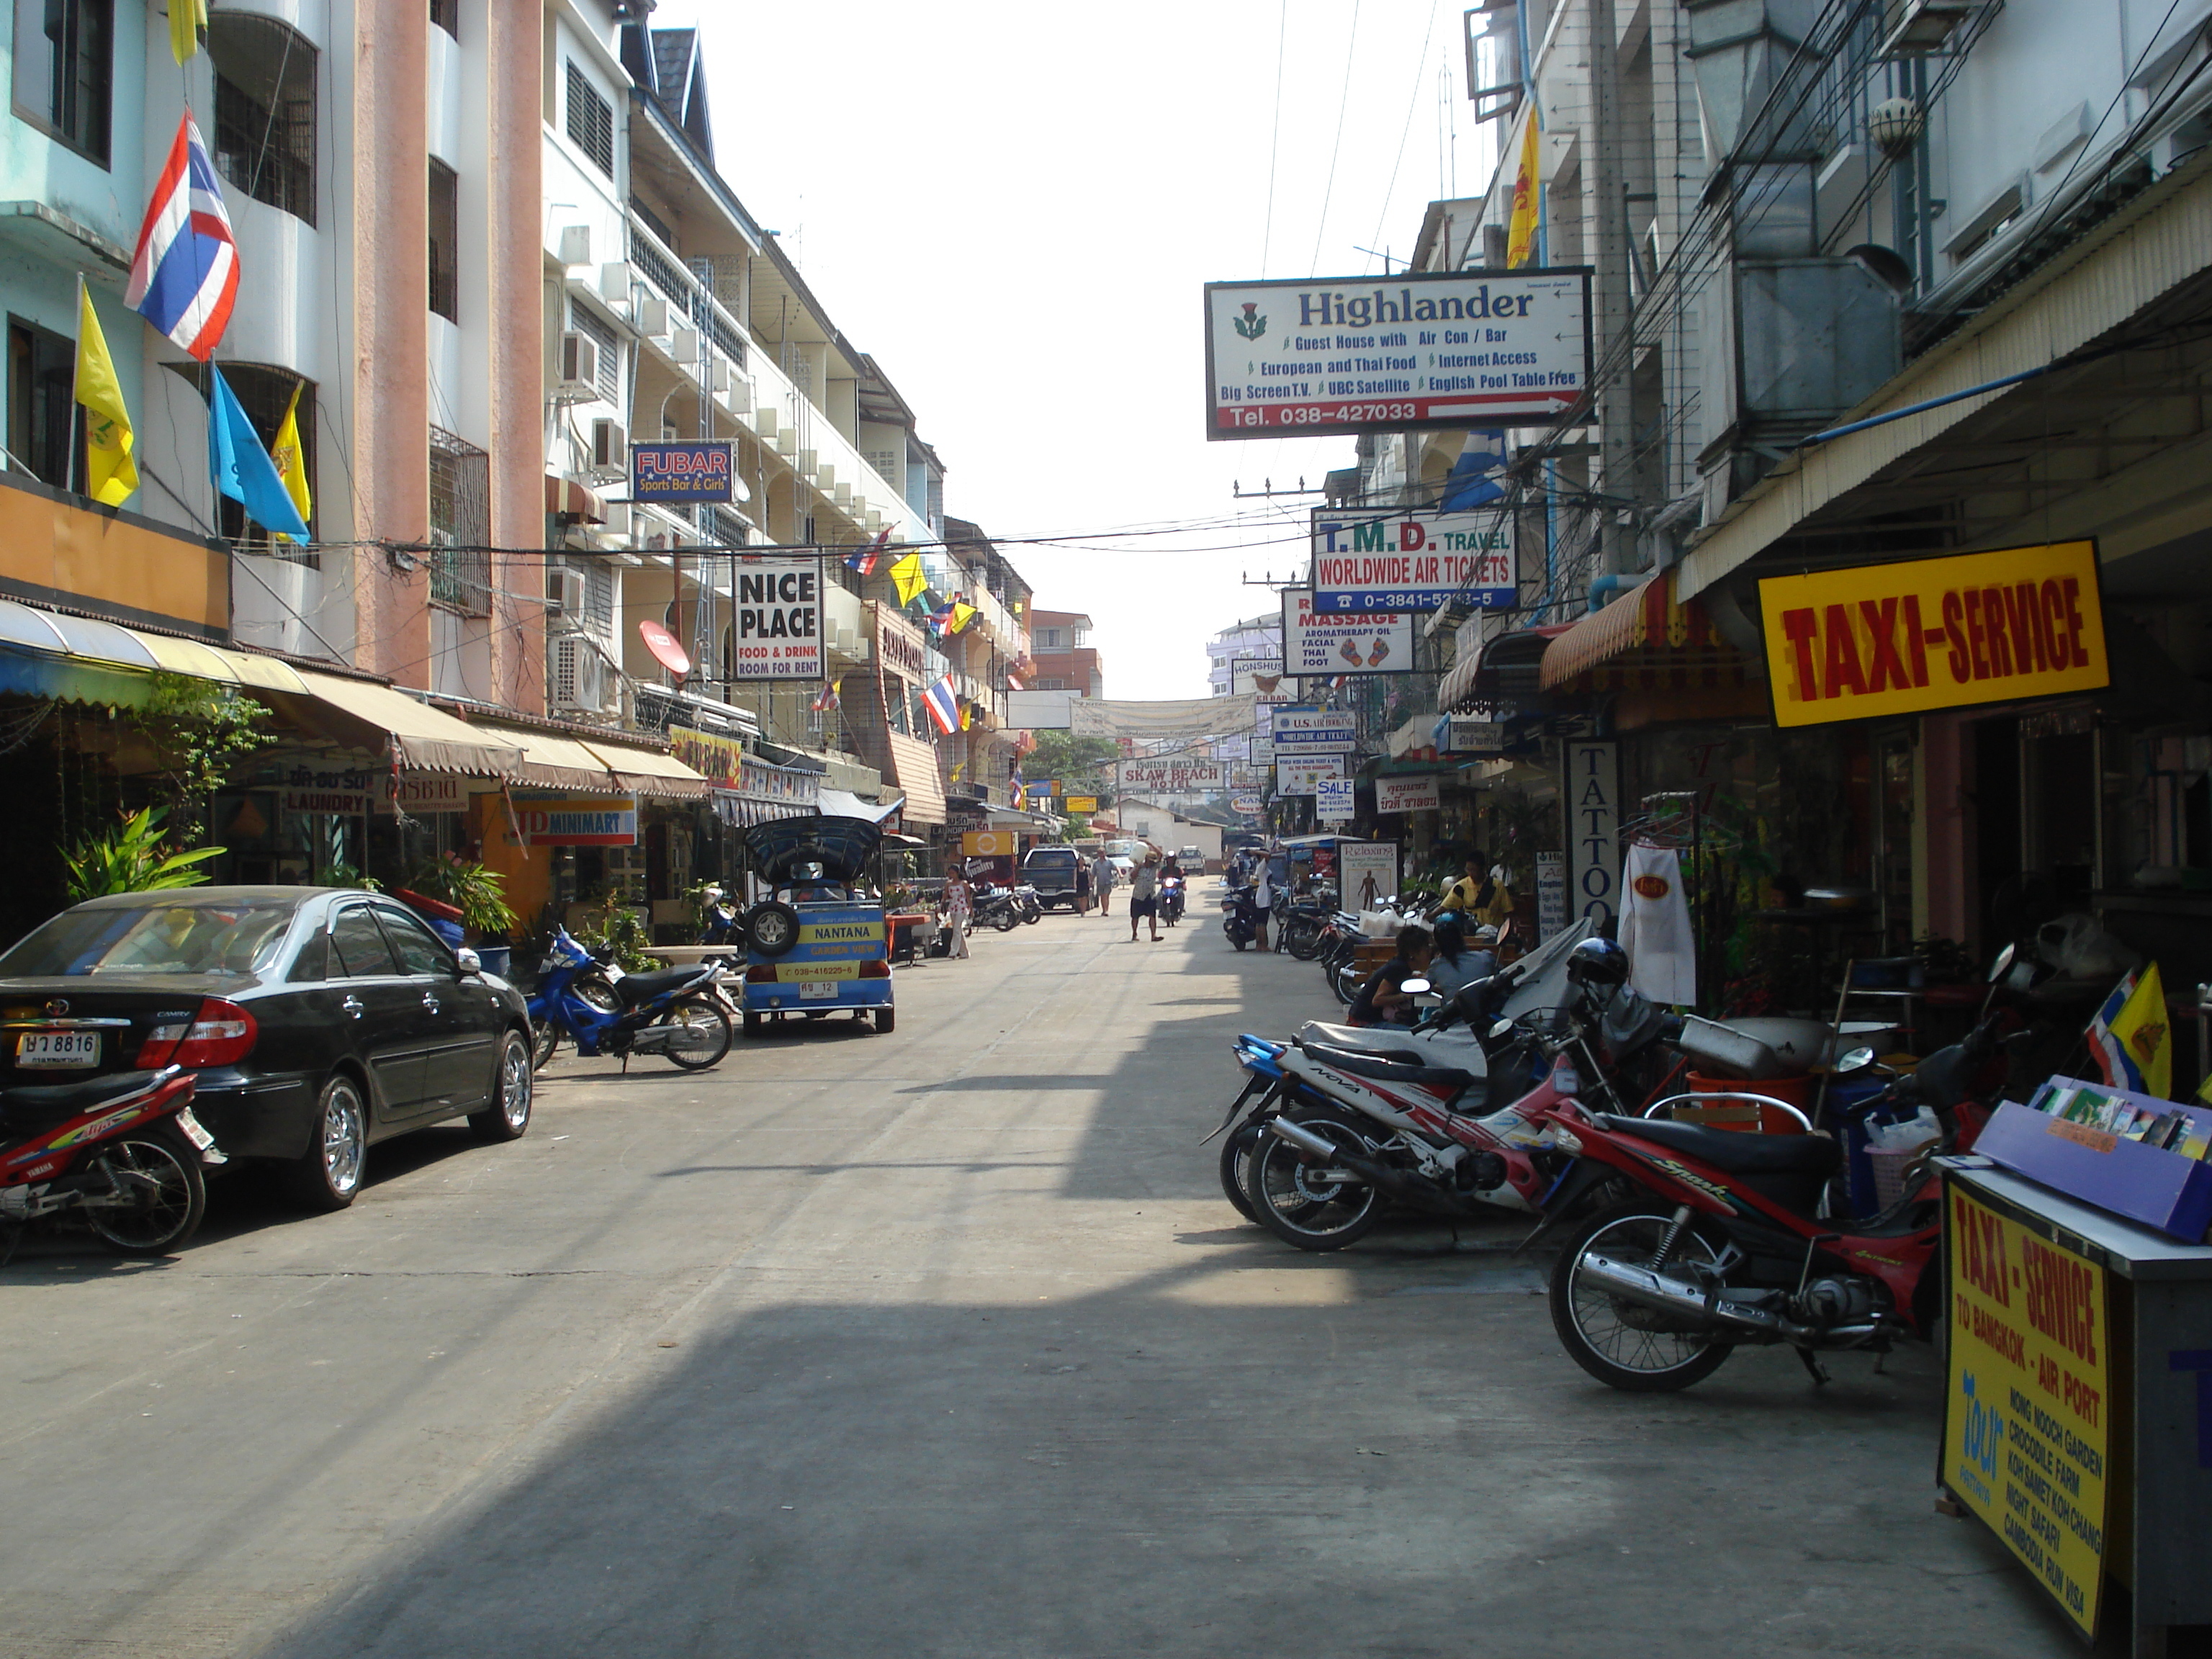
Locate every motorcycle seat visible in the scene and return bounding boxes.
[0,1071,161,1137]
[1298,1041,1475,1092]
[610,967,707,1007]
[1596,1115,1840,1177]
[1295,1021,1427,1066]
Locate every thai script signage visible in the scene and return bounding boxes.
[728,555,822,680]
[630,441,734,503]
[871,601,927,679]
[1311,506,1516,613]
[1374,774,1440,814]
[1282,587,1416,675]
[1758,542,2108,729]
[1205,269,1592,439]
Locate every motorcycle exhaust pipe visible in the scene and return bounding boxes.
[1575,1251,1800,1339]
[1260,1118,1455,1210]
[1264,1117,1341,1159]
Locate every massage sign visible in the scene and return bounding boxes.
[1757,543,2109,729]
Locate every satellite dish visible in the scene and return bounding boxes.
[638,619,691,677]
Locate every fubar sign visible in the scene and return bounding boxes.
[1758,542,2108,729]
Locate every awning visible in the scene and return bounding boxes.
[463,721,619,791]
[1539,572,1749,692]
[711,791,817,828]
[0,595,314,703]
[1438,624,1572,711]
[1386,713,1440,759]
[580,738,710,799]
[757,742,881,796]
[545,472,607,523]
[820,787,900,824]
[277,671,526,778]
[883,733,946,826]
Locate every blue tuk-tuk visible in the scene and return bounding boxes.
[738,814,895,1036]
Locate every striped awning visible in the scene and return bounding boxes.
[1539,572,1749,692]
[1437,624,1571,711]
[544,472,608,523]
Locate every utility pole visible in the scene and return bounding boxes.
[1589,0,1637,579]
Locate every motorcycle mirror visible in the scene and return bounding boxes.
[1988,942,2017,983]
[1489,1017,1516,1040]
[1835,1045,1878,1074]
[1400,978,1432,997]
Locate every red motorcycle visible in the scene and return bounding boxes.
[0,1066,217,1261]
[1529,1015,2007,1393]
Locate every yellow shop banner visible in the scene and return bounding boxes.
[1758,541,2108,728]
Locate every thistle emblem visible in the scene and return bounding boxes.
[1233,302,1267,341]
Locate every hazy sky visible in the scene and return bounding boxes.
[685,1,1500,699]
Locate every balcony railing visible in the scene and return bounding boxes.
[626,212,747,368]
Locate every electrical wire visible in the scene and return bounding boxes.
[1307,0,1364,278]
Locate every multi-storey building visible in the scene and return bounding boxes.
[1207,613,1282,696]
[1028,610,1104,698]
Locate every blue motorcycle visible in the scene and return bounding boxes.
[1205,1033,1334,1221]
[526,928,733,1073]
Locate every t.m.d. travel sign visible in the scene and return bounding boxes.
[1205,269,1591,440]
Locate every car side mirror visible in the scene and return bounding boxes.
[453,948,482,976]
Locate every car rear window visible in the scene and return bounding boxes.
[0,902,295,977]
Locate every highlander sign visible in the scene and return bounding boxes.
[630,441,734,503]
[729,556,823,680]
[1312,506,1515,612]
[1282,588,1416,676]
[1757,541,2108,729]
[1118,757,1227,794]
[1205,269,1592,440]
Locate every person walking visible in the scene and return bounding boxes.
[942,869,972,959]
[1252,861,1273,953]
[1074,856,1092,916]
[1128,854,1163,943]
[1093,853,1117,918]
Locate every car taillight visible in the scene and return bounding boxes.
[745,964,779,983]
[138,998,258,1069]
[858,960,891,979]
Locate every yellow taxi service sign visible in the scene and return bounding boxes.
[1757,541,2108,728]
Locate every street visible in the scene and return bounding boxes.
[1,912,2076,1659]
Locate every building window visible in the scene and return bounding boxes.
[428,158,459,320]
[210,14,317,224]
[429,0,458,40]
[565,60,613,176]
[429,426,490,614]
[1037,628,1062,649]
[6,315,81,490]
[164,361,318,561]
[12,0,111,165]
[566,298,619,403]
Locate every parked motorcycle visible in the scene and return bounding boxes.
[0,1065,219,1260]
[1013,884,1043,925]
[971,883,1022,933]
[1525,1015,2009,1393]
[1222,886,1259,950]
[527,928,734,1071]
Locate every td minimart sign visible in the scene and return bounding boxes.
[1757,542,2109,729]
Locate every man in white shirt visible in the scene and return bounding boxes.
[1128,855,1163,943]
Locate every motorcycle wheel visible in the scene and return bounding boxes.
[1285,924,1322,961]
[1547,1205,1734,1393]
[1331,963,1359,1006]
[1244,1112,1382,1251]
[1218,1122,1264,1222]
[530,1017,563,1071]
[992,909,1019,932]
[84,1133,206,1255]
[658,995,733,1071]
[1231,935,1248,951]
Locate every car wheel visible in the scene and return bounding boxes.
[874,1007,896,1035]
[287,1073,369,1213]
[469,1030,534,1143]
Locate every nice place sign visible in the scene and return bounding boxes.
[1756,542,2109,729]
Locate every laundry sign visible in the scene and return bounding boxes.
[1757,541,2108,728]
[728,556,823,680]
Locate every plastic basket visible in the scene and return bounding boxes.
[1867,1141,1935,1209]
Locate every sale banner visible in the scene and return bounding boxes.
[1943,1184,2110,1637]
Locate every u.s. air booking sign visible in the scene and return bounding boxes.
[1757,542,2108,728]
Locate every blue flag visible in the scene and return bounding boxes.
[209,364,310,540]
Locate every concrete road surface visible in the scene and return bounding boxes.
[0,909,2077,1658]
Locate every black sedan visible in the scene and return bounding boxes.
[0,887,534,1210]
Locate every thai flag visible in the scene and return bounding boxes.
[846,527,891,577]
[126,114,238,362]
[811,680,840,714]
[927,603,957,636]
[1011,777,1027,809]
[921,673,959,737]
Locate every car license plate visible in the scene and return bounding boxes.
[799,981,840,1001]
[17,1030,97,1068]
[174,1107,216,1151]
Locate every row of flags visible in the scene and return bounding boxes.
[68,112,310,541]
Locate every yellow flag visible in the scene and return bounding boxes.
[959,701,973,730]
[889,553,927,606]
[74,284,139,508]
[270,383,313,541]
[1506,113,1541,268]
[170,0,207,64]
[2102,961,2172,1100]
[950,601,976,634]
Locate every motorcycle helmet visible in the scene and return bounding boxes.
[1566,936,1630,988]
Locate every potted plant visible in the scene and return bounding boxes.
[403,854,520,974]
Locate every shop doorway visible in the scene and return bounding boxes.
[1973,716,2021,951]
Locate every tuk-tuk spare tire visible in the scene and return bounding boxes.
[746,901,801,957]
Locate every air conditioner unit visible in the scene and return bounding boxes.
[549,632,610,714]
[599,262,636,303]
[671,325,701,361]
[557,225,592,267]
[637,296,670,338]
[554,332,599,403]
[590,418,629,477]
[547,564,585,619]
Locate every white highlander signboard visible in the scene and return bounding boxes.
[1311,507,1515,613]
[1118,757,1227,795]
[1282,588,1416,677]
[1204,269,1592,440]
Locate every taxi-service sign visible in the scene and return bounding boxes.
[1943,1185,2110,1637]
[1758,542,2108,728]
